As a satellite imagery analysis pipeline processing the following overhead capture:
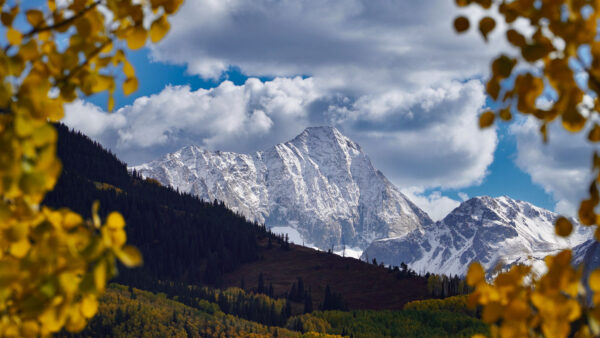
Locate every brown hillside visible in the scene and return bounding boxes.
[222,240,429,311]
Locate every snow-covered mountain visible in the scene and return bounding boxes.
[362,196,594,276]
[132,126,432,250]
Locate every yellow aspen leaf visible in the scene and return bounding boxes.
[93,260,106,292]
[108,94,115,112]
[479,111,495,128]
[115,245,143,267]
[589,124,600,142]
[106,211,125,229]
[15,115,34,137]
[499,107,512,121]
[482,301,503,323]
[467,262,485,286]
[100,41,112,54]
[1,11,15,27]
[522,43,548,62]
[32,123,57,147]
[591,270,600,293]
[91,75,114,93]
[10,238,31,258]
[453,16,470,33]
[19,39,39,60]
[25,9,44,27]
[126,26,147,50]
[39,308,65,333]
[562,108,586,132]
[75,16,91,37]
[110,228,127,247]
[163,0,184,14]
[492,55,515,79]
[150,15,170,43]
[455,0,470,7]
[486,77,500,100]
[48,0,56,11]
[21,321,39,337]
[63,212,83,230]
[123,77,138,96]
[92,201,101,228]
[5,223,27,242]
[505,299,530,321]
[80,295,98,318]
[555,217,573,237]
[475,0,491,9]
[65,309,86,333]
[6,27,22,45]
[123,61,135,78]
[45,98,65,121]
[478,17,495,41]
[506,29,525,47]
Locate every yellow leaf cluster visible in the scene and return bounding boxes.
[456,1,600,336]
[466,251,600,338]
[454,0,600,140]
[0,0,180,335]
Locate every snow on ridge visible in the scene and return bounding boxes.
[132,126,433,250]
[362,195,594,276]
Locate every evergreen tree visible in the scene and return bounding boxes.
[258,273,265,294]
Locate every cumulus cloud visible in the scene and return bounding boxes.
[62,100,126,139]
[334,80,497,188]
[65,1,504,193]
[401,188,462,221]
[151,0,504,92]
[66,77,320,164]
[511,118,596,216]
[65,77,496,192]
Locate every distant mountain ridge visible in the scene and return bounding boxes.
[133,126,433,250]
[362,196,594,276]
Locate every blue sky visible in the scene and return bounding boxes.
[51,0,593,220]
[80,45,556,217]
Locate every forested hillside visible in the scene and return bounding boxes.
[44,124,272,287]
[44,124,437,308]
[43,124,486,337]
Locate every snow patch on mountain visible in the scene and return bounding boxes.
[362,196,594,276]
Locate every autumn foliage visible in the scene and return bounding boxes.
[0,0,181,335]
[454,0,600,337]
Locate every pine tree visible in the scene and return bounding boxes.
[258,273,265,294]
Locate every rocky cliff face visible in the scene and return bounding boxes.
[362,196,593,276]
[133,126,432,250]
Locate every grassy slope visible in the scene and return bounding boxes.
[223,240,429,311]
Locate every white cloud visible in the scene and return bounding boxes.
[458,192,469,201]
[66,77,320,164]
[401,188,461,221]
[137,0,502,190]
[334,80,497,188]
[65,77,496,192]
[152,0,505,92]
[62,100,126,139]
[511,118,596,216]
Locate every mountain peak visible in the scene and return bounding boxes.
[133,125,431,250]
[294,126,343,141]
[291,126,361,152]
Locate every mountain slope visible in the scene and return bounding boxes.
[45,124,432,311]
[362,196,593,276]
[133,126,432,250]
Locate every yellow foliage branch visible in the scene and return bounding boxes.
[0,0,183,335]
[454,0,600,337]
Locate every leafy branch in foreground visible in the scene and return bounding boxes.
[454,0,600,337]
[0,0,182,335]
